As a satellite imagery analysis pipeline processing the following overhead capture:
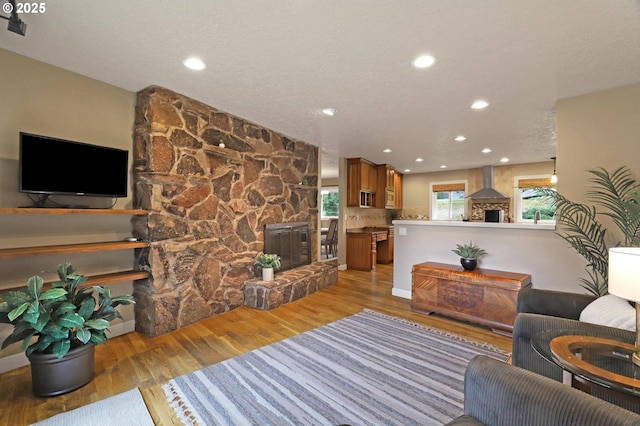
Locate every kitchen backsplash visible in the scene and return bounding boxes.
[345,207,393,228]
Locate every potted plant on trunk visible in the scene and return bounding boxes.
[0,262,134,396]
[254,253,281,281]
[452,241,488,271]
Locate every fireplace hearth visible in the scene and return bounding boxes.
[264,222,311,270]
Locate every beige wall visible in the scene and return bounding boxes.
[557,83,640,204]
[0,49,137,366]
[401,161,554,221]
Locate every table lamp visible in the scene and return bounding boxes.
[608,247,640,366]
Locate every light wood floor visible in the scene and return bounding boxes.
[0,264,511,425]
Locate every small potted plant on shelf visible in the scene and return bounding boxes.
[254,253,281,281]
[0,262,135,396]
[452,241,488,271]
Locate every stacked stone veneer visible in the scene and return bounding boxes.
[244,261,338,310]
[132,85,322,337]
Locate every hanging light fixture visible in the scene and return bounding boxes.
[550,156,558,184]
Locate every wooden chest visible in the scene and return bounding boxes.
[411,262,531,335]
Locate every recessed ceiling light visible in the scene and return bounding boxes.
[500,157,510,163]
[321,107,337,116]
[183,57,206,71]
[383,148,392,153]
[404,169,411,173]
[454,135,467,142]
[415,157,424,162]
[440,165,447,169]
[411,55,437,69]
[471,100,489,110]
[482,148,492,154]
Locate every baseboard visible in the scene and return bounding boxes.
[392,288,411,299]
[0,320,136,374]
[338,263,347,271]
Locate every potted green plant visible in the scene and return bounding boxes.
[537,166,640,296]
[0,262,134,396]
[254,253,281,281]
[452,241,488,271]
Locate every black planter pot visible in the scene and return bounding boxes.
[460,258,477,271]
[27,344,95,397]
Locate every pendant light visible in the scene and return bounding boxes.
[550,157,558,184]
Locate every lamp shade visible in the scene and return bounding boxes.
[608,247,640,301]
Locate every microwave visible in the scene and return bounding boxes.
[484,209,504,223]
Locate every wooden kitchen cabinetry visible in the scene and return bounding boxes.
[376,226,394,264]
[376,164,396,209]
[347,158,378,207]
[411,262,531,335]
[393,171,403,208]
[346,227,388,271]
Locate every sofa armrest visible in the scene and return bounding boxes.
[444,355,640,426]
[517,287,596,319]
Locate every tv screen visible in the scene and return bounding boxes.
[19,132,128,198]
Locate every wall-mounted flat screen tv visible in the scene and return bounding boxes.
[19,132,129,199]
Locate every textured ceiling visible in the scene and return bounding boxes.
[2,1,639,178]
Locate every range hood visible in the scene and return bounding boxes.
[467,166,509,199]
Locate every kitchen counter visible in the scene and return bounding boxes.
[346,226,394,271]
[393,220,556,231]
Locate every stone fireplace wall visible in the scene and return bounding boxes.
[132,86,319,337]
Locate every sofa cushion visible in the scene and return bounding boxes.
[579,294,636,331]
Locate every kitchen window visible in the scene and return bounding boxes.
[321,187,339,218]
[514,175,556,223]
[431,181,467,220]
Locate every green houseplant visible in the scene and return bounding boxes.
[254,253,281,281]
[0,262,135,396]
[539,166,640,296]
[452,241,488,271]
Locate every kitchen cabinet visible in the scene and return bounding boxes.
[346,227,388,271]
[376,164,396,209]
[393,171,403,208]
[376,226,394,264]
[347,158,377,207]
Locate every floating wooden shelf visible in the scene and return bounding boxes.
[0,270,150,298]
[0,241,149,259]
[0,208,148,215]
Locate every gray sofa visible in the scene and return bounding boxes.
[445,355,640,426]
[512,287,638,413]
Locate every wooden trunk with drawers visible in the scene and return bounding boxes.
[411,262,531,335]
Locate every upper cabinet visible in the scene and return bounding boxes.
[393,170,403,209]
[347,158,402,209]
[347,158,378,207]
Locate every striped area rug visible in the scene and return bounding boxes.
[163,309,508,426]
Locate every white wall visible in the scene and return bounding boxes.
[392,222,587,299]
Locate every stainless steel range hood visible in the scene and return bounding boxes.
[467,166,509,199]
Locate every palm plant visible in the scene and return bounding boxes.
[541,166,640,296]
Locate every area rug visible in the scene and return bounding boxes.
[31,387,154,426]
[163,309,508,426]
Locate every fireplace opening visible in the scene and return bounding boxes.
[264,222,311,270]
